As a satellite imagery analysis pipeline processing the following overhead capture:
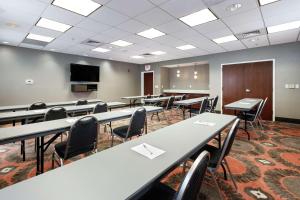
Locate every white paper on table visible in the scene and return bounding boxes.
[131,143,165,159]
[66,118,78,123]
[121,110,132,113]
[33,110,44,113]
[193,121,216,126]
[239,102,250,105]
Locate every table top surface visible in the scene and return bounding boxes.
[121,95,159,100]
[224,98,262,111]
[174,96,213,106]
[143,96,182,102]
[0,102,126,122]
[0,112,236,200]
[0,106,162,145]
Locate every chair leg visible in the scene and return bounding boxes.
[181,161,187,176]
[224,158,238,190]
[21,140,26,161]
[111,134,114,147]
[60,158,64,166]
[221,162,228,180]
[51,152,55,169]
[209,169,223,200]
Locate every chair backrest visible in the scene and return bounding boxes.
[44,107,67,121]
[159,94,164,97]
[146,95,152,99]
[166,96,175,110]
[253,100,264,122]
[126,107,146,138]
[257,97,268,118]
[175,151,210,200]
[181,94,187,100]
[64,116,98,159]
[29,102,46,110]
[199,98,208,114]
[75,100,88,106]
[216,119,240,167]
[211,96,219,112]
[93,102,108,114]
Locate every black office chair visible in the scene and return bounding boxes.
[93,102,112,133]
[207,96,219,113]
[144,95,153,106]
[73,99,88,116]
[20,102,47,161]
[188,119,240,199]
[52,116,98,168]
[140,151,210,200]
[111,107,146,147]
[44,107,68,141]
[75,99,88,105]
[190,98,209,116]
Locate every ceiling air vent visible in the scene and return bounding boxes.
[141,53,154,57]
[235,28,267,40]
[81,39,102,47]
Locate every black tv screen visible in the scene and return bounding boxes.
[70,64,99,82]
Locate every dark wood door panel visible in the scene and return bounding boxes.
[144,72,153,95]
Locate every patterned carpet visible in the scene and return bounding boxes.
[0,109,299,200]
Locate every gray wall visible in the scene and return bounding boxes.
[141,42,300,120]
[0,45,140,105]
[167,64,209,90]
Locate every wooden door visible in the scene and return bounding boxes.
[144,72,153,95]
[222,61,273,120]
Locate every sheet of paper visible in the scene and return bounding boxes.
[193,121,216,126]
[131,143,165,159]
[66,118,78,123]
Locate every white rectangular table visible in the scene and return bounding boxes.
[143,96,182,104]
[0,113,236,200]
[0,106,163,174]
[121,95,159,107]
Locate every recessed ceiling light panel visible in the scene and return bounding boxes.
[151,51,166,55]
[110,40,133,47]
[131,55,144,59]
[179,8,217,27]
[259,0,280,6]
[92,47,110,53]
[267,20,300,33]
[213,35,238,44]
[36,18,71,32]
[137,28,166,39]
[176,45,196,50]
[52,0,102,16]
[26,33,54,42]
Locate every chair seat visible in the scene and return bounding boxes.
[191,145,221,168]
[112,125,129,138]
[238,113,255,121]
[139,182,176,200]
[54,141,67,158]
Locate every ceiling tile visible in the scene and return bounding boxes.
[261,0,300,26]
[135,8,174,27]
[268,29,299,45]
[0,28,27,45]
[241,35,269,48]
[76,18,112,34]
[218,40,246,51]
[0,0,48,16]
[222,8,264,34]
[159,0,206,18]
[155,20,188,34]
[194,19,227,34]
[148,0,169,5]
[210,0,258,18]
[153,35,185,47]
[101,27,131,40]
[89,7,129,26]
[118,20,149,34]
[42,5,85,26]
[56,27,96,44]
[122,34,149,44]
[106,0,155,17]
[19,43,44,49]
[203,26,233,39]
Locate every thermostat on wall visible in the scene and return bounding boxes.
[25,79,34,85]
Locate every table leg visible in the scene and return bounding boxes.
[244,112,250,140]
[218,132,221,149]
[145,116,148,134]
[40,136,45,173]
[189,105,192,118]
[182,107,185,120]
[36,137,40,175]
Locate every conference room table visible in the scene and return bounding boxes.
[0,106,163,174]
[143,95,183,104]
[121,95,159,107]
[0,102,126,124]
[0,112,236,200]
[174,96,214,119]
[0,99,103,113]
[224,98,262,139]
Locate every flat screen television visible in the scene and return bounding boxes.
[70,64,99,82]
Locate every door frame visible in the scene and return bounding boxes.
[220,59,275,121]
[141,71,154,96]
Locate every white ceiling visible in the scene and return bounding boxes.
[0,0,299,64]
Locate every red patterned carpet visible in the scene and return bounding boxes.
[0,109,299,200]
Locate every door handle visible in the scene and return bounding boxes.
[245,89,251,93]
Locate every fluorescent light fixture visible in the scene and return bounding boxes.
[131,55,144,59]
[110,40,133,47]
[52,0,102,16]
[3,41,9,44]
[92,47,110,53]
[26,33,54,42]
[176,44,196,50]
[267,20,300,33]
[137,28,165,39]
[151,51,166,55]
[179,8,217,27]
[259,0,280,6]
[176,74,180,77]
[36,18,71,32]
[213,35,237,44]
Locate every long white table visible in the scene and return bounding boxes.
[174,97,213,119]
[0,106,163,174]
[0,112,236,200]
[0,102,126,123]
[224,98,262,139]
[143,95,182,104]
[0,99,103,112]
[121,95,159,107]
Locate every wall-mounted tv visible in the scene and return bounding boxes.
[70,63,99,82]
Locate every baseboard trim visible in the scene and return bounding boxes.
[275,117,300,124]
